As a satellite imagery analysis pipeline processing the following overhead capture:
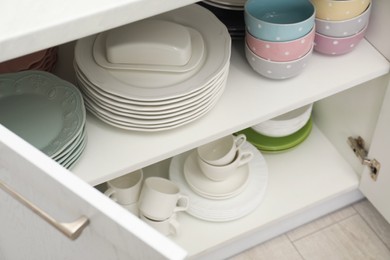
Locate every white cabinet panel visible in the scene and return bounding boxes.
[359,81,390,223]
[0,125,186,259]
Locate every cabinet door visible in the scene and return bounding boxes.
[0,125,186,260]
[359,79,390,223]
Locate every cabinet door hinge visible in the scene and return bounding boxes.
[347,136,381,181]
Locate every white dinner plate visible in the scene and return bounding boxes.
[169,141,268,222]
[74,4,231,101]
[183,151,250,200]
[0,71,86,157]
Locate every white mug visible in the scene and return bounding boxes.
[138,177,189,221]
[197,134,246,166]
[123,203,139,217]
[198,148,253,181]
[140,213,180,236]
[104,169,143,205]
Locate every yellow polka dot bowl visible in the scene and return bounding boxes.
[311,0,371,21]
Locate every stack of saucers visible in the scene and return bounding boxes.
[244,0,316,80]
[0,71,86,169]
[169,136,268,222]
[237,104,313,153]
[198,0,246,39]
[311,0,371,56]
[0,47,58,74]
[74,4,231,132]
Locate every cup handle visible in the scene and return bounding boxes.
[173,194,190,213]
[234,134,246,149]
[169,216,180,236]
[103,188,118,202]
[237,151,254,167]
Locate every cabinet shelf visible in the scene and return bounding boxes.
[148,123,360,258]
[71,39,389,186]
[0,0,198,62]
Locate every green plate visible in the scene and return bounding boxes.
[236,117,312,152]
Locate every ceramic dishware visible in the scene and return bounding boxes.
[104,169,143,205]
[311,0,371,21]
[245,42,314,80]
[244,0,315,42]
[314,2,371,37]
[138,177,190,221]
[251,104,313,137]
[123,203,140,217]
[245,26,315,62]
[197,134,246,166]
[140,213,180,236]
[198,147,254,181]
[314,23,368,56]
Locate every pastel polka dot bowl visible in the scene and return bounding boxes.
[244,0,315,42]
[310,0,371,21]
[315,2,371,38]
[245,42,314,80]
[314,23,368,56]
[245,26,315,62]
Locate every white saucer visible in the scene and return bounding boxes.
[169,141,268,222]
[183,151,250,200]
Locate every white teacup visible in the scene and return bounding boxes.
[138,177,190,221]
[104,169,143,205]
[197,134,246,166]
[198,148,254,181]
[123,203,139,217]
[140,213,180,236]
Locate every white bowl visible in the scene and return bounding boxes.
[251,103,313,137]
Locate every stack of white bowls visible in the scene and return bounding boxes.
[74,4,231,132]
[0,71,86,169]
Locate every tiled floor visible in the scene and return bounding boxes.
[230,199,390,260]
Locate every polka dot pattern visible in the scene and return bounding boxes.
[312,0,370,21]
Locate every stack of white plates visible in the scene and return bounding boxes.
[74,4,231,132]
[0,71,86,169]
[169,142,268,222]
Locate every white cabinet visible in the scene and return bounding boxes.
[0,0,389,259]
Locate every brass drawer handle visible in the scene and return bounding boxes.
[0,181,89,240]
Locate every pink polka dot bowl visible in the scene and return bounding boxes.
[315,2,371,37]
[245,42,314,80]
[314,23,368,56]
[310,0,371,21]
[245,25,315,62]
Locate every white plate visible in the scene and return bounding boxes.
[84,77,226,131]
[169,141,268,222]
[184,151,250,199]
[0,71,85,157]
[93,25,205,73]
[74,4,231,101]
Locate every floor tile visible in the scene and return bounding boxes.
[293,214,390,260]
[353,199,390,249]
[287,205,357,241]
[230,235,303,260]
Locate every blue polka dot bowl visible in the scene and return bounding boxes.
[245,41,314,80]
[244,0,315,42]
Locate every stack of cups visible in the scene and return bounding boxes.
[311,0,371,55]
[104,169,144,216]
[244,0,316,80]
[197,134,253,182]
[138,177,190,236]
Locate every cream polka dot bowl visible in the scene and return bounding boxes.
[245,26,315,62]
[315,2,371,37]
[244,0,315,42]
[245,41,314,80]
[314,23,368,56]
[311,0,371,21]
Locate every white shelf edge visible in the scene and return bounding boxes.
[70,39,390,186]
[169,123,360,257]
[0,0,198,62]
